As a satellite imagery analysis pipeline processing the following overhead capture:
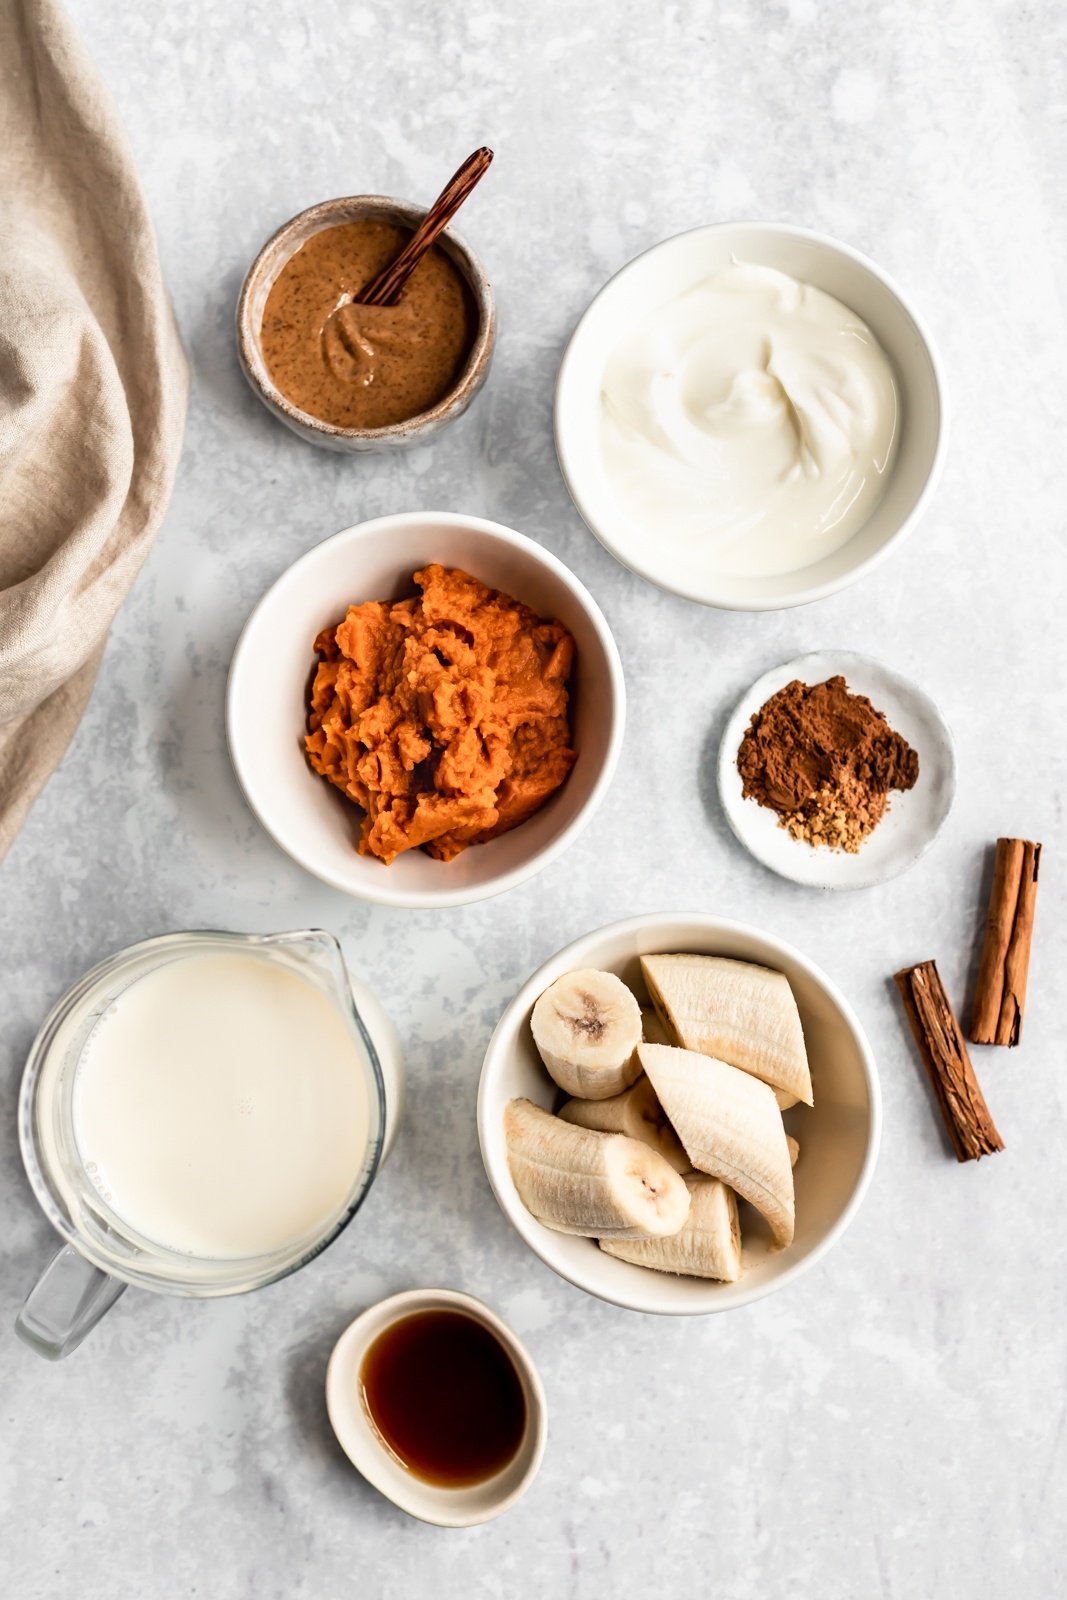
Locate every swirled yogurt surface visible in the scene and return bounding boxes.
[599,262,899,579]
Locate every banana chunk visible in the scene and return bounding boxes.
[638,1042,795,1248]
[531,969,643,1100]
[640,1005,675,1047]
[600,1175,741,1281]
[641,954,813,1107]
[559,1075,689,1174]
[504,1097,690,1240]
[787,1134,800,1168]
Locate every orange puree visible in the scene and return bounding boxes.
[305,565,577,864]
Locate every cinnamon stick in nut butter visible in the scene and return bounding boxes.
[261,219,476,430]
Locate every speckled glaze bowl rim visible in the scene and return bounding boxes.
[478,911,882,1316]
[554,219,949,611]
[236,193,496,443]
[325,1288,548,1526]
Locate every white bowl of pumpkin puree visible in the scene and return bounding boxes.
[226,512,626,908]
[237,195,495,451]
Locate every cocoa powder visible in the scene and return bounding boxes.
[737,675,919,853]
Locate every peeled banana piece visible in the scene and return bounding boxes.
[640,1005,675,1047]
[504,1097,690,1239]
[787,1134,800,1168]
[638,1043,795,1248]
[559,1075,690,1174]
[641,954,813,1108]
[531,969,643,1100]
[600,1175,741,1281]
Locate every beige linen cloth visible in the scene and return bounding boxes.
[0,0,188,859]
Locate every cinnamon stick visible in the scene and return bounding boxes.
[969,838,1042,1047]
[894,960,1004,1162]
[356,147,494,308]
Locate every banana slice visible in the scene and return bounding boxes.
[641,954,813,1107]
[638,1043,795,1248]
[787,1134,800,1168]
[504,1098,690,1239]
[776,1090,799,1111]
[640,1005,675,1047]
[531,969,643,1100]
[600,1175,741,1281]
[559,1075,690,1174]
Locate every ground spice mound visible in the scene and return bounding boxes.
[737,675,919,853]
[305,564,577,865]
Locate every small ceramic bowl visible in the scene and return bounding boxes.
[478,913,880,1315]
[236,195,495,451]
[326,1288,547,1526]
[226,511,626,909]
[555,221,947,610]
[717,650,958,889]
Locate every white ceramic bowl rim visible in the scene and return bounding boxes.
[325,1287,548,1526]
[554,220,949,611]
[226,511,627,909]
[478,911,883,1315]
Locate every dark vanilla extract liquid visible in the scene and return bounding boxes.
[360,1309,527,1487]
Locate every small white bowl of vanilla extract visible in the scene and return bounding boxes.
[325,1288,547,1526]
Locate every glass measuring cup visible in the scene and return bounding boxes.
[16,929,403,1359]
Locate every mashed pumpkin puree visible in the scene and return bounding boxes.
[305,565,577,863]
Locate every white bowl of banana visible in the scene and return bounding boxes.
[477,913,880,1315]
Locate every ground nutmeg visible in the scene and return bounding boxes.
[737,675,920,853]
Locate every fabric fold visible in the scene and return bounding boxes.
[0,0,189,858]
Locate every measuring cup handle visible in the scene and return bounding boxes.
[15,1244,125,1359]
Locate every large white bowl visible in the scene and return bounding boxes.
[555,221,947,611]
[478,913,880,1315]
[227,513,625,908]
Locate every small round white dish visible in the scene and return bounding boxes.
[478,913,880,1317]
[226,512,625,909]
[325,1288,547,1527]
[555,221,947,611]
[717,650,957,890]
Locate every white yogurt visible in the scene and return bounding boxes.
[72,951,372,1260]
[599,262,899,579]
